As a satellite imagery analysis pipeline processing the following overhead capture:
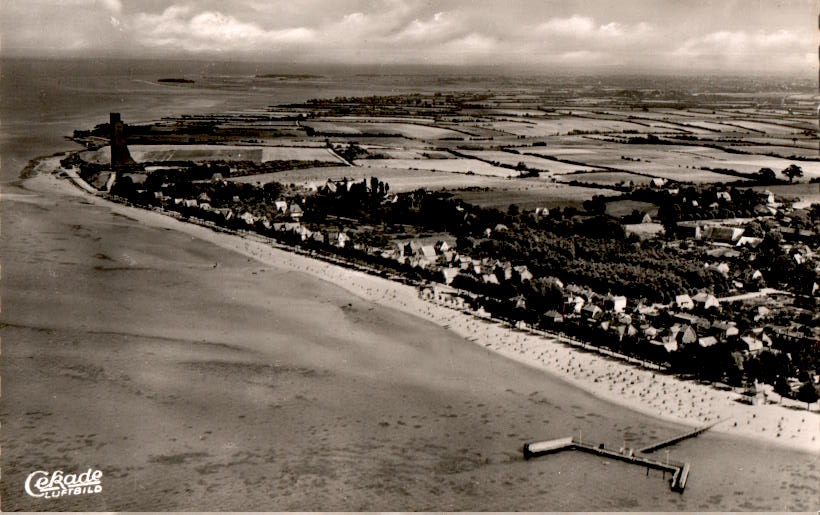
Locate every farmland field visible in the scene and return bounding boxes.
[304,121,465,139]
[605,199,659,217]
[491,118,655,136]
[229,165,516,192]
[81,144,340,164]
[557,171,654,186]
[356,158,516,178]
[456,149,603,174]
[449,183,619,210]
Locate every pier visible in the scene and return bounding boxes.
[523,437,690,492]
[638,421,723,454]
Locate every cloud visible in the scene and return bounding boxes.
[535,15,654,47]
[99,0,122,13]
[0,0,813,74]
[671,28,812,70]
[537,15,596,36]
[131,5,315,52]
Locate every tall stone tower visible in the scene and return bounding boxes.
[110,113,136,171]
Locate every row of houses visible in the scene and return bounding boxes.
[557,288,774,354]
[153,191,305,224]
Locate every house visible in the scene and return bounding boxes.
[274,200,288,213]
[678,325,698,345]
[494,223,509,232]
[183,199,198,208]
[650,178,667,188]
[404,241,422,257]
[736,236,762,248]
[692,292,720,310]
[675,294,694,311]
[672,311,704,327]
[546,277,564,289]
[239,212,255,225]
[442,267,460,285]
[676,222,704,240]
[643,326,659,339]
[420,245,437,261]
[750,328,773,346]
[716,191,732,202]
[482,274,499,285]
[706,262,730,276]
[707,226,745,243]
[565,295,585,314]
[698,336,718,348]
[288,203,303,220]
[740,335,765,353]
[615,312,633,326]
[606,295,628,313]
[197,192,211,203]
[617,324,638,340]
[754,203,777,215]
[336,232,351,248]
[295,226,311,240]
[435,241,451,253]
[635,303,659,317]
[494,264,513,282]
[582,304,602,321]
[711,321,739,340]
[761,190,776,205]
[754,306,771,321]
[513,265,533,282]
[544,310,564,324]
[650,337,678,353]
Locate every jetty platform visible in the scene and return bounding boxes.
[523,436,690,492]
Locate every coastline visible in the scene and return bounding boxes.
[33,154,820,455]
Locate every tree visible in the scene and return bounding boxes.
[109,175,134,198]
[796,381,819,410]
[773,375,791,402]
[782,164,804,184]
[757,167,776,183]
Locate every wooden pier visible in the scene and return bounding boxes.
[638,421,722,454]
[523,437,690,492]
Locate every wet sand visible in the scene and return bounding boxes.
[0,160,817,511]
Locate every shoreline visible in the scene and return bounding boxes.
[31,154,820,455]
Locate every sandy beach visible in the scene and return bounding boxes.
[49,156,820,453]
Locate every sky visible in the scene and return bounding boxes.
[1,0,816,74]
